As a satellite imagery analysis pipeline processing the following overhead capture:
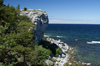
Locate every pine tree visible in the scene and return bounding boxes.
[7,3,9,7]
[0,0,3,6]
[28,45,51,65]
[0,0,3,23]
[11,31,37,65]
[24,7,27,11]
[16,4,20,11]
[16,4,20,16]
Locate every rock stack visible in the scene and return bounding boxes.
[20,9,49,43]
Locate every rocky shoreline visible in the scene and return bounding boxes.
[44,37,91,66]
[20,9,91,66]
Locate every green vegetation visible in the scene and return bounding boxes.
[64,62,85,66]
[28,45,51,65]
[42,37,62,57]
[21,9,46,13]
[24,7,27,11]
[56,48,62,56]
[0,0,51,66]
[51,58,57,62]
[0,0,90,65]
[0,0,20,34]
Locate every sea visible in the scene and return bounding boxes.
[44,24,100,66]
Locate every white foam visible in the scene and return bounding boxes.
[44,35,49,37]
[57,36,63,38]
[87,41,100,44]
[75,39,78,41]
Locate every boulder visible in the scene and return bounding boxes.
[69,63,72,66]
[86,63,91,66]
[45,59,54,66]
[62,54,66,57]
[55,62,59,66]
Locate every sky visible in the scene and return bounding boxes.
[4,0,100,24]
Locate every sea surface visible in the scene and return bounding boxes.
[45,24,100,66]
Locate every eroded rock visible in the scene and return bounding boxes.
[20,10,49,43]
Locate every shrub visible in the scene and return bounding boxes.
[25,19,31,22]
[52,58,57,62]
[28,45,51,65]
[64,63,69,66]
[20,15,28,20]
[0,2,20,34]
[24,7,27,11]
[56,48,62,56]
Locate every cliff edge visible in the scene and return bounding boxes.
[20,9,49,43]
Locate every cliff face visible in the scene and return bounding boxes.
[20,10,49,42]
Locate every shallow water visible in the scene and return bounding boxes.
[45,24,100,66]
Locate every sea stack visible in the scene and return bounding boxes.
[20,9,49,43]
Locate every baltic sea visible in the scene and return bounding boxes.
[45,24,100,66]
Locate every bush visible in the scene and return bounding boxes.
[52,58,57,62]
[20,15,29,20]
[24,7,27,11]
[0,2,20,34]
[25,19,31,22]
[28,45,51,65]
[56,48,62,56]
[64,63,69,66]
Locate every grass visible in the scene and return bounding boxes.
[21,9,47,13]
[64,62,87,66]
[51,58,57,62]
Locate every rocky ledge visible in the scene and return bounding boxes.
[45,37,70,66]
[44,37,91,66]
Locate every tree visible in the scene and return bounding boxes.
[0,33,18,65]
[0,30,37,66]
[28,45,51,65]
[0,0,3,6]
[16,4,20,11]
[7,3,9,7]
[16,4,20,16]
[0,4,20,34]
[0,0,3,23]
[11,31,37,65]
[24,7,27,11]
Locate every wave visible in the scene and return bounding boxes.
[87,41,100,44]
[44,35,49,37]
[57,36,63,38]
[75,39,78,41]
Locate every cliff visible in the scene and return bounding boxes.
[20,9,91,66]
[20,9,49,43]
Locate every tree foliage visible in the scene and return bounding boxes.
[0,0,3,6]
[0,1,52,66]
[24,7,27,11]
[28,45,51,65]
[56,48,62,56]
[0,3,20,34]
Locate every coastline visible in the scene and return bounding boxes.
[44,36,91,66]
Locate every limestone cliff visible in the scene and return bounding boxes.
[20,9,49,43]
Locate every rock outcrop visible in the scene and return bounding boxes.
[46,37,70,66]
[20,9,49,43]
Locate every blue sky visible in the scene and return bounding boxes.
[4,0,100,24]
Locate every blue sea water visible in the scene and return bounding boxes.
[45,24,100,66]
